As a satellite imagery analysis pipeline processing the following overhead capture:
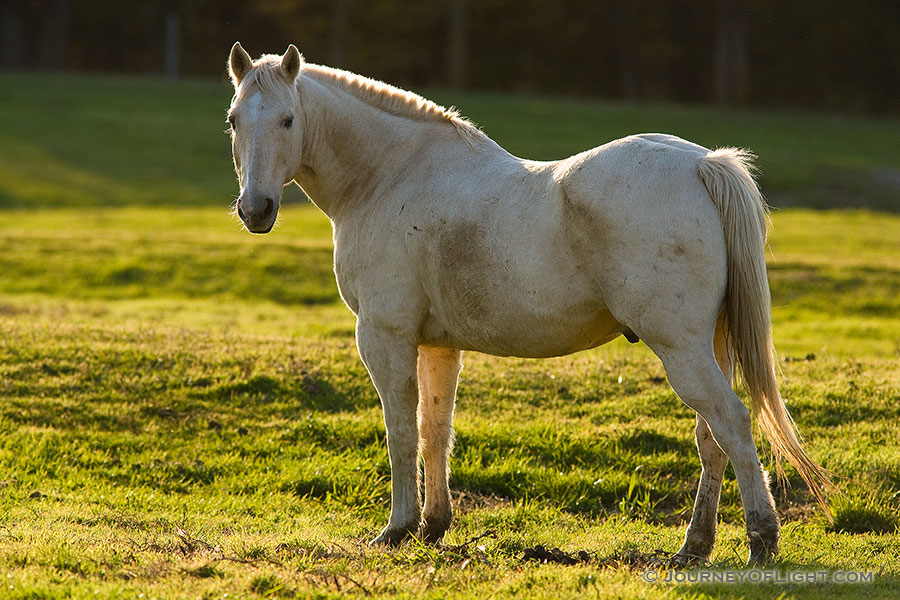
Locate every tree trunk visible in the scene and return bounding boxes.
[37,0,72,70]
[1,2,27,69]
[714,0,748,105]
[446,0,467,88]
[330,0,350,67]
[611,0,638,101]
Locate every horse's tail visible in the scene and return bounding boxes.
[697,148,833,513]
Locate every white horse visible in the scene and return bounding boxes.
[226,43,832,563]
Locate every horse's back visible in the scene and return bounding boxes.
[555,133,722,249]
[555,133,709,202]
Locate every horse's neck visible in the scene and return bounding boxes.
[295,74,451,220]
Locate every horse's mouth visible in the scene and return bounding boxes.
[243,217,276,234]
[237,205,276,234]
[247,223,275,234]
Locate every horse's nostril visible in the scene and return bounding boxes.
[237,204,246,220]
[263,197,275,219]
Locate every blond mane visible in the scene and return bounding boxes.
[301,63,484,146]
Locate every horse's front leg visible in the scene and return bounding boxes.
[356,319,421,546]
[417,346,462,543]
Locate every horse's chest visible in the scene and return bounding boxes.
[332,231,418,317]
[333,249,361,315]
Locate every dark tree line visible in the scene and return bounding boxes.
[2,0,898,114]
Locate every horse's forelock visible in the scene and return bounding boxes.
[234,56,301,106]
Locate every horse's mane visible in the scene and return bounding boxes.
[241,56,484,146]
[303,64,484,145]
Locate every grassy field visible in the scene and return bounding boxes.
[2,72,900,210]
[0,71,898,598]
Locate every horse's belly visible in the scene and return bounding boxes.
[420,296,625,358]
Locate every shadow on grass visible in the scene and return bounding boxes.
[768,263,900,317]
[0,344,372,418]
[618,429,694,455]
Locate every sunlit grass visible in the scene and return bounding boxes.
[0,206,897,598]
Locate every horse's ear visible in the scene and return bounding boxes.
[281,45,303,82]
[229,42,252,86]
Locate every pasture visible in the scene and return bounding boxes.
[0,72,898,598]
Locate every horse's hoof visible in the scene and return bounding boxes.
[669,552,707,567]
[747,553,774,565]
[420,530,444,545]
[747,548,776,566]
[747,537,778,565]
[747,525,779,564]
[369,524,416,547]
[421,516,451,545]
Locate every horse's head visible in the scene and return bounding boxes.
[227,43,304,233]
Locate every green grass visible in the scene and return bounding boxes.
[0,205,897,599]
[0,71,898,598]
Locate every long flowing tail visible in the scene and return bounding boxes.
[698,148,834,512]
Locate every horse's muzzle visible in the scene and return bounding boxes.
[237,196,278,234]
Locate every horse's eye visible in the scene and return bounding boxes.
[283,116,293,129]
[226,115,236,130]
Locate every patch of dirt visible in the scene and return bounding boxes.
[784,353,816,363]
[451,490,512,513]
[594,548,672,570]
[521,544,592,565]
[776,496,821,523]
[520,545,675,569]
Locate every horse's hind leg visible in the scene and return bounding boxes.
[673,314,731,564]
[673,415,728,564]
[654,337,779,564]
[417,346,462,543]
